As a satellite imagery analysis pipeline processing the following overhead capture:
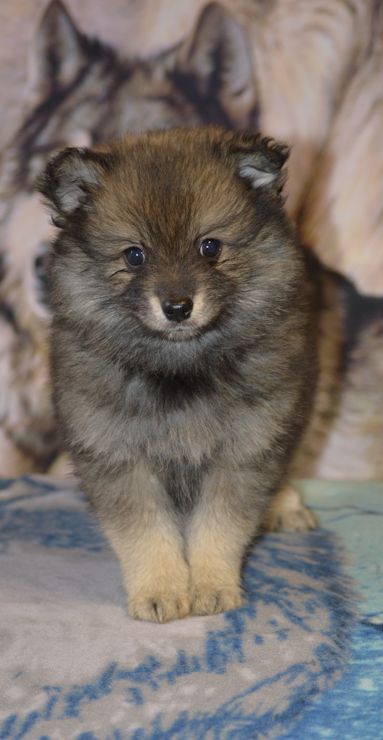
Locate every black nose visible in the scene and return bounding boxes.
[162,297,193,323]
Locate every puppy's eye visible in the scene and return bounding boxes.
[124,246,145,267]
[199,238,222,259]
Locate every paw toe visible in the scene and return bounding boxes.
[191,585,244,616]
[129,592,190,622]
[265,485,317,532]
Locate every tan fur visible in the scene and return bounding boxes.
[106,528,190,623]
[102,465,191,623]
[48,451,73,477]
[187,468,258,615]
[264,485,317,532]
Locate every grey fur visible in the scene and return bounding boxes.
[40,127,317,621]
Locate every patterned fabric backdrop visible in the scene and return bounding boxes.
[1,0,383,481]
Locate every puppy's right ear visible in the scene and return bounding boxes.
[38,147,109,226]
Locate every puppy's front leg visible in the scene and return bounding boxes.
[187,466,266,616]
[87,462,190,622]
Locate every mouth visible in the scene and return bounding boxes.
[159,322,203,341]
[139,316,208,342]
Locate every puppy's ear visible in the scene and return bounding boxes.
[223,132,289,196]
[38,147,109,224]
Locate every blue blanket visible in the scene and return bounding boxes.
[0,478,381,738]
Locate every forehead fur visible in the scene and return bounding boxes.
[88,128,270,244]
[105,129,239,192]
[39,126,288,252]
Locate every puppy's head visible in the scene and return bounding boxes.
[39,127,294,370]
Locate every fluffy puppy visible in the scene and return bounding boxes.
[39,127,317,621]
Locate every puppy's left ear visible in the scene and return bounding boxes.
[37,147,110,225]
[224,132,289,196]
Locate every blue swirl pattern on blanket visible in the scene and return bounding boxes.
[0,478,359,738]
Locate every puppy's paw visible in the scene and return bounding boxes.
[191,584,244,616]
[48,452,74,478]
[112,528,192,623]
[189,548,244,616]
[128,589,191,623]
[265,485,317,532]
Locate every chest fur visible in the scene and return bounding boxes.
[65,366,231,467]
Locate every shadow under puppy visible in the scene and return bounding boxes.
[39,127,317,622]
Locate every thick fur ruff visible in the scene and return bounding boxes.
[39,127,318,620]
